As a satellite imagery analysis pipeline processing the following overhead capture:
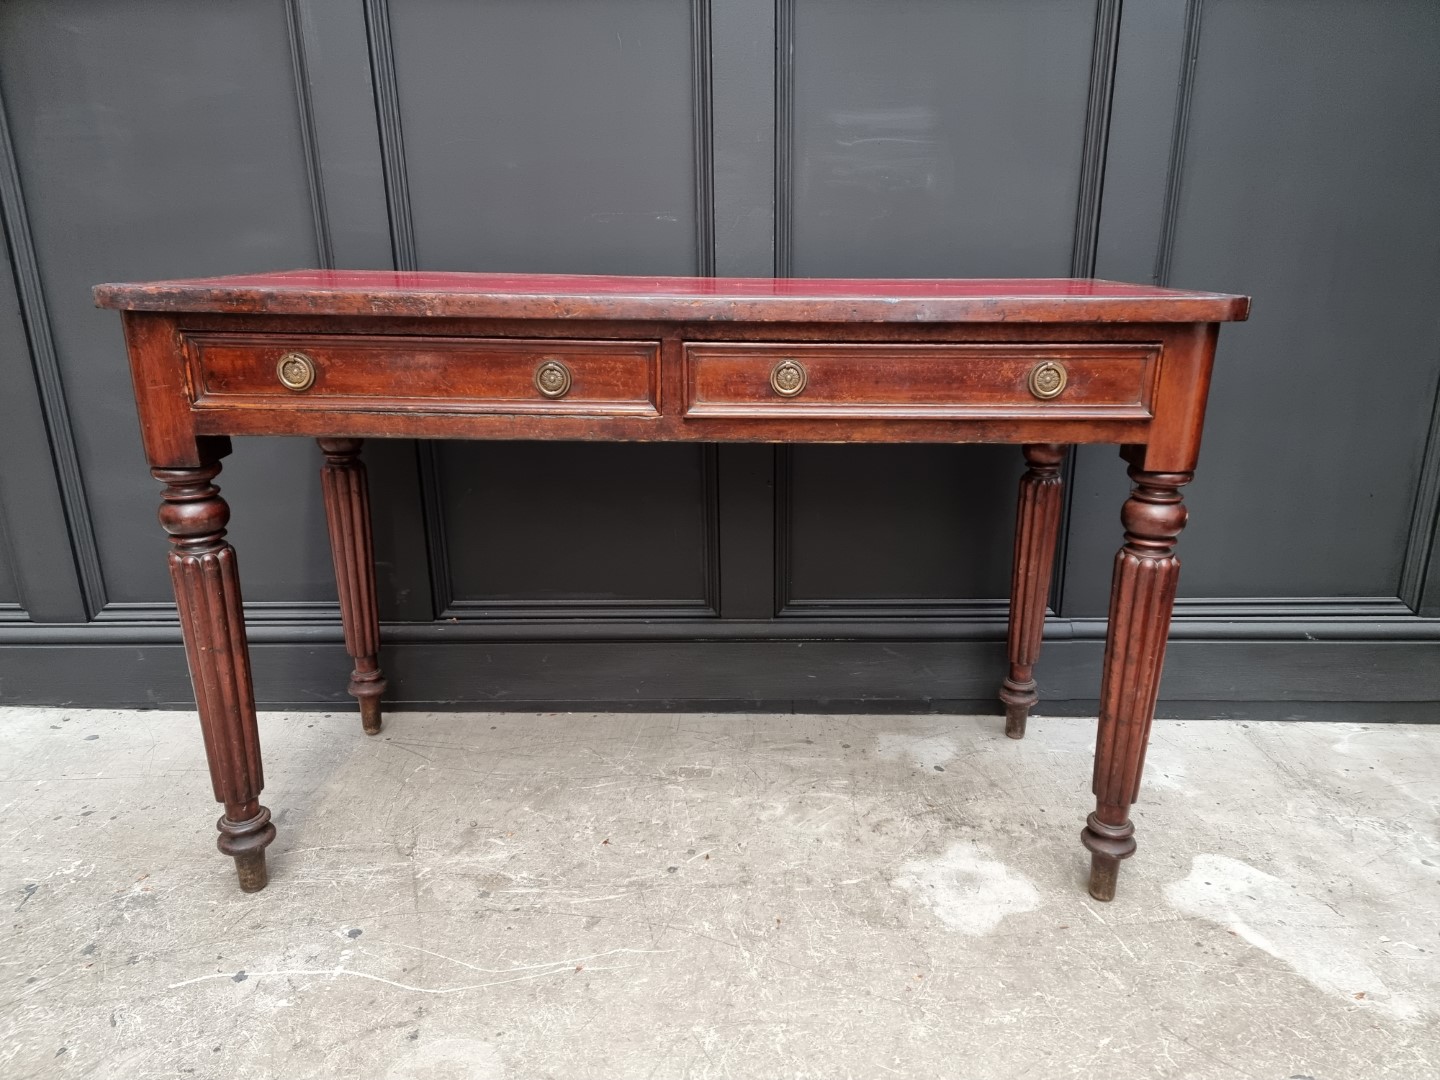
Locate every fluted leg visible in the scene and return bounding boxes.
[319,438,387,735]
[155,459,274,892]
[1082,465,1190,901]
[999,444,1067,738]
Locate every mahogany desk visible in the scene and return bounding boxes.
[94,271,1249,901]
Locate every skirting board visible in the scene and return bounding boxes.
[1,639,1437,722]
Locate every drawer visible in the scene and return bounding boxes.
[683,342,1159,419]
[184,333,660,415]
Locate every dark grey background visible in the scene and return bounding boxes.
[2,0,1438,718]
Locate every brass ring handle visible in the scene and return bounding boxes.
[276,351,316,392]
[770,358,807,397]
[1028,360,1068,400]
[534,358,572,399]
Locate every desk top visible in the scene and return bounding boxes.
[95,270,1249,325]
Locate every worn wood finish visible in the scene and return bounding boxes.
[94,270,1249,324]
[153,447,274,891]
[1082,461,1191,901]
[194,335,661,416]
[1000,444,1067,738]
[100,271,1246,898]
[319,438,386,735]
[684,344,1157,420]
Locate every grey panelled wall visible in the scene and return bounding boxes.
[1168,0,1440,600]
[0,0,335,615]
[1,0,1439,717]
[1068,0,1440,618]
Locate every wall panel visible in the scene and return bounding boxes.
[780,0,1103,610]
[385,0,716,614]
[787,0,1099,278]
[390,0,702,275]
[436,442,717,616]
[783,446,1022,612]
[0,0,335,608]
[0,0,1436,715]
[0,527,18,610]
[1066,0,1440,615]
[0,195,76,621]
[1165,0,1440,599]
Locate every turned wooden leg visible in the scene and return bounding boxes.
[319,438,387,735]
[999,444,1067,739]
[155,458,275,892]
[1082,464,1190,901]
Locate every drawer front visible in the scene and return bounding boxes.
[185,334,660,415]
[683,343,1158,419]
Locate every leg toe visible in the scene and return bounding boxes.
[999,678,1036,739]
[1087,852,1120,901]
[359,693,383,736]
[1003,701,1029,739]
[234,850,269,892]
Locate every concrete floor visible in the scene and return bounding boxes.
[1,707,1437,1080]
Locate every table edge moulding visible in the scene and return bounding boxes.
[95,271,1250,901]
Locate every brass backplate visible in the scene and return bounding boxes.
[770,358,807,397]
[276,352,316,392]
[1028,360,1067,400]
[534,359,573,398]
